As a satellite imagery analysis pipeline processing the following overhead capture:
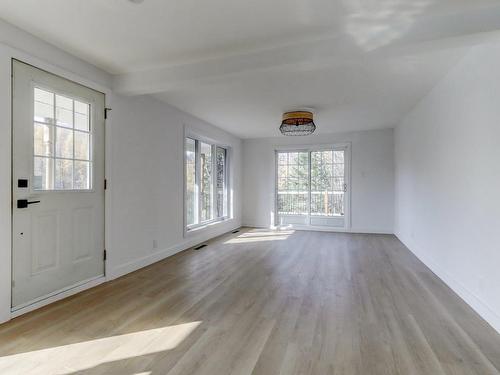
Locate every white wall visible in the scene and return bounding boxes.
[395,43,500,333]
[242,128,394,233]
[107,95,242,278]
[0,20,242,323]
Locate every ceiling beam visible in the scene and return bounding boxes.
[112,5,500,96]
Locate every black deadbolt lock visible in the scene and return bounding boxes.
[18,179,28,188]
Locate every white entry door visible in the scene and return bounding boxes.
[12,60,105,310]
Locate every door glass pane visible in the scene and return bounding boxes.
[34,123,53,156]
[34,87,54,105]
[216,147,227,218]
[74,161,91,189]
[56,94,74,128]
[55,159,73,189]
[75,101,90,131]
[34,88,54,124]
[34,157,53,190]
[55,127,73,158]
[311,150,345,216]
[74,131,90,160]
[34,102,54,124]
[200,142,213,222]
[75,100,89,115]
[186,138,196,226]
[277,151,309,215]
[75,113,89,131]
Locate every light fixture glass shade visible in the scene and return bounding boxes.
[280,111,316,136]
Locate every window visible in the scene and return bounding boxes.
[185,137,229,230]
[200,142,213,222]
[276,147,348,225]
[33,87,92,190]
[185,138,197,225]
[277,152,309,215]
[311,150,345,216]
[216,147,227,218]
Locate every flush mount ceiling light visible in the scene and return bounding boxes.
[279,110,316,136]
[128,0,145,3]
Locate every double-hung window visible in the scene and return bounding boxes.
[185,136,229,231]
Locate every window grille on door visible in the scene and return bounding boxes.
[33,87,93,190]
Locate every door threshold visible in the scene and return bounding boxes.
[11,275,105,318]
[276,224,349,233]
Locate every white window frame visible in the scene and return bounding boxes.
[274,142,351,231]
[184,128,231,235]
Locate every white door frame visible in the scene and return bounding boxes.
[273,142,352,232]
[6,55,113,320]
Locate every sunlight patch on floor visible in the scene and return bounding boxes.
[224,230,294,244]
[0,321,202,375]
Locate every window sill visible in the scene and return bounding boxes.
[185,217,230,236]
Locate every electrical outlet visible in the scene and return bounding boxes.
[152,239,158,250]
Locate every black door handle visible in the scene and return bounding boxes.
[17,199,41,209]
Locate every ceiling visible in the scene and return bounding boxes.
[1,0,500,138]
[153,49,464,137]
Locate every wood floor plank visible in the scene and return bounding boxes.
[0,228,499,375]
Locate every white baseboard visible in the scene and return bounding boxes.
[349,228,393,235]
[108,225,241,280]
[11,276,105,319]
[396,231,500,334]
[4,225,241,323]
[242,223,393,235]
[108,245,186,280]
[241,223,269,229]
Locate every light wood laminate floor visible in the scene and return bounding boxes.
[1,228,499,374]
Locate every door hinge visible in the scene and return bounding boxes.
[104,179,107,190]
[103,249,107,261]
[104,107,112,120]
